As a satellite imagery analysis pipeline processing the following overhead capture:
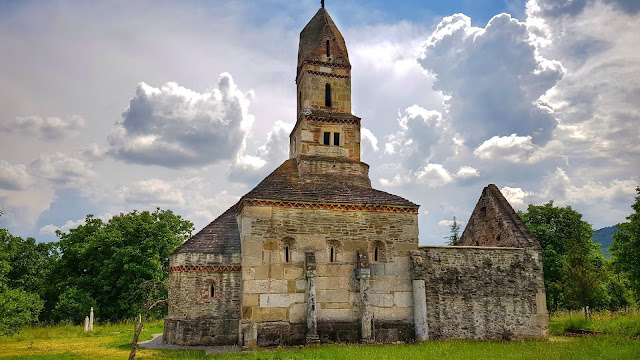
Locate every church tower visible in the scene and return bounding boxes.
[290,4,361,162]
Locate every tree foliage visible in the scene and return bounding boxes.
[611,187,640,301]
[445,216,461,246]
[519,201,604,310]
[52,208,193,321]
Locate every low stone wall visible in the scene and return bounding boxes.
[164,317,239,346]
[411,246,548,340]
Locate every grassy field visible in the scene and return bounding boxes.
[1,313,639,360]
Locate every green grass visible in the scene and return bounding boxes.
[0,314,639,359]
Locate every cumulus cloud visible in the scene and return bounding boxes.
[455,166,480,178]
[39,213,113,235]
[0,160,33,190]
[360,127,379,154]
[228,120,294,184]
[415,163,454,188]
[473,134,566,164]
[108,73,254,168]
[418,13,564,147]
[438,219,464,227]
[501,186,530,207]
[0,115,85,140]
[29,152,95,186]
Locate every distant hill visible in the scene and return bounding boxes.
[592,226,619,259]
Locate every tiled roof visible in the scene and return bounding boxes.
[243,159,418,207]
[174,205,240,254]
[298,8,348,66]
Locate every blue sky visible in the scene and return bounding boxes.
[0,0,638,244]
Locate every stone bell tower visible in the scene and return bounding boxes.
[290,5,362,162]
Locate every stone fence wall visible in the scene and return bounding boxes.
[411,246,548,340]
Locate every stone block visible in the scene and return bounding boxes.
[368,293,393,308]
[296,279,307,293]
[384,263,397,276]
[393,291,414,308]
[379,307,412,321]
[323,302,352,309]
[317,264,354,277]
[370,264,384,276]
[242,254,263,268]
[260,293,305,308]
[242,206,272,219]
[289,303,307,323]
[258,307,288,322]
[316,276,349,290]
[244,294,259,307]
[284,266,303,280]
[317,289,350,303]
[317,308,355,321]
[244,279,288,294]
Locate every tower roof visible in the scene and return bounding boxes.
[298,8,349,67]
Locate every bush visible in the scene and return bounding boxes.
[52,287,97,325]
[0,288,44,336]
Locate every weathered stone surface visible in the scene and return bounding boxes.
[411,247,548,340]
[260,293,305,308]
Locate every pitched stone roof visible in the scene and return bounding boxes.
[243,159,417,207]
[174,205,240,254]
[298,8,349,66]
[459,184,540,249]
[175,159,418,254]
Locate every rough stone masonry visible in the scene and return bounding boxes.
[163,5,548,347]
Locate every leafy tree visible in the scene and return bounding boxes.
[519,201,604,311]
[53,209,193,321]
[0,288,43,336]
[445,216,461,246]
[52,287,97,324]
[611,187,640,301]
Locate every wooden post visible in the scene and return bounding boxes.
[128,314,143,360]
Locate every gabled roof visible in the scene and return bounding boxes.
[459,184,540,249]
[175,159,418,254]
[298,8,349,66]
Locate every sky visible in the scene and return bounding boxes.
[0,0,638,245]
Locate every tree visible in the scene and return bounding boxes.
[53,209,193,321]
[519,201,604,311]
[445,217,461,246]
[611,187,640,301]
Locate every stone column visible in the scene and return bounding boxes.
[356,251,373,343]
[89,307,94,331]
[305,251,320,343]
[412,279,428,341]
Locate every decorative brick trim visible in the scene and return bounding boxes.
[169,265,242,273]
[241,199,418,214]
[306,70,350,79]
[302,60,351,69]
[303,116,360,125]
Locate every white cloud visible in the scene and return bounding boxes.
[108,73,255,168]
[415,163,454,188]
[455,166,480,178]
[0,160,33,190]
[29,152,95,186]
[360,127,379,153]
[439,219,464,227]
[39,213,113,235]
[501,186,530,206]
[0,115,85,140]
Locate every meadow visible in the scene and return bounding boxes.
[1,312,639,360]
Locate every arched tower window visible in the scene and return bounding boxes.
[374,246,379,262]
[285,245,290,263]
[210,283,215,298]
[326,40,330,57]
[325,83,332,107]
[330,246,335,263]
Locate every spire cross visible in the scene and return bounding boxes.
[321,0,324,8]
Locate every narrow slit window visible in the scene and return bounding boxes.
[330,247,335,263]
[325,83,332,107]
[374,246,379,262]
[285,246,290,263]
[333,132,340,146]
[323,132,331,145]
[210,284,215,298]
[326,40,330,57]
[298,92,302,111]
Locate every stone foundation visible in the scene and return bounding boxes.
[163,317,239,346]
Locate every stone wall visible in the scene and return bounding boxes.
[239,205,418,346]
[298,64,351,114]
[164,253,242,345]
[290,117,361,162]
[411,246,548,340]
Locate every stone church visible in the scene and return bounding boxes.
[164,5,549,347]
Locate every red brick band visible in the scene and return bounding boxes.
[241,199,418,214]
[303,116,360,125]
[302,60,351,69]
[306,70,350,79]
[169,265,242,273]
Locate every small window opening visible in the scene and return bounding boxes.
[325,83,332,107]
[333,132,340,146]
[210,284,215,298]
[330,246,335,263]
[326,40,330,57]
[298,92,302,111]
[285,246,290,263]
[374,246,379,262]
[323,132,331,145]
